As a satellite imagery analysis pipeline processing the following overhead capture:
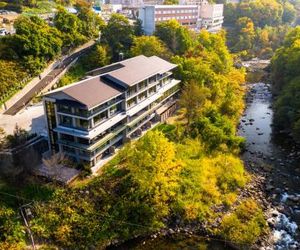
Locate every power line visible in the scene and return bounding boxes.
[0,191,34,202]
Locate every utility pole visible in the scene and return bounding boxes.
[19,203,36,250]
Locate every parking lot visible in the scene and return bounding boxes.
[0,103,46,135]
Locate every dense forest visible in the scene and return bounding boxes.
[271,27,300,142]
[0,17,268,249]
[0,3,104,105]
[224,0,298,58]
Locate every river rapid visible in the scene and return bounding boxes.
[109,72,300,250]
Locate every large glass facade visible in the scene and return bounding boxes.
[45,101,59,152]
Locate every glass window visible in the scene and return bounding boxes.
[138,80,147,90]
[75,118,90,130]
[149,86,156,95]
[127,85,137,97]
[78,137,89,145]
[138,91,147,102]
[60,133,74,142]
[149,75,156,84]
[58,104,72,113]
[127,98,137,108]
[59,115,72,127]
[62,145,75,154]
[74,107,89,117]
[110,105,118,115]
[94,111,107,125]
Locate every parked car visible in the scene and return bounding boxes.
[0,28,7,36]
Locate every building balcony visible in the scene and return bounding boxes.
[56,98,124,120]
[87,124,126,152]
[54,112,127,139]
[58,139,90,150]
[126,73,172,101]
[127,113,156,137]
[127,79,181,117]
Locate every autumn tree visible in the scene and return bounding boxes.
[179,81,210,125]
[88,44,110,68]
[125,130,182,219]
[219,199,266,246]
[232,17,256,53]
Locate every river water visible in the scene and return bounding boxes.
[239,81,299,249]
[110,77,300,249]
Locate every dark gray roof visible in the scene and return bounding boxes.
[106,55,177,86]
[45,55,176,109]
[45,76,122,109]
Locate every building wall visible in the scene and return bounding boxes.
[154,5,199,30]
[200,4,224,32]
[139,5,200,35]
[139,6,156,35]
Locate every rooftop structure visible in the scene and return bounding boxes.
[43,55,181,171]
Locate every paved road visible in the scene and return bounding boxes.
[4,45,93,115]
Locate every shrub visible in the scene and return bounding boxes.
[219,199,267,247]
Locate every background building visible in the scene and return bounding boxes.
[139,2,224,35]
[139,5,200,35]
[200,3,224,32]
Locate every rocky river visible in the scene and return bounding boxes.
[239,81,299,249]
[109,73,300,249]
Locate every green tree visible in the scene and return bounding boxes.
[0,205,26,248]
[130,36,170,58]
[54,7,85,47]
[271,27,300,141]
[88,44,111,68]
[102,13,134,60]
[155,19,193,55]
[77,7,105,39]
[13,15,62,60]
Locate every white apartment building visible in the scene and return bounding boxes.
[200,3,224,32]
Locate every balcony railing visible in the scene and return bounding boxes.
[57,97,123,119]
[87,124,126,152]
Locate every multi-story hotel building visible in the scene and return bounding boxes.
[43,55,180,169]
